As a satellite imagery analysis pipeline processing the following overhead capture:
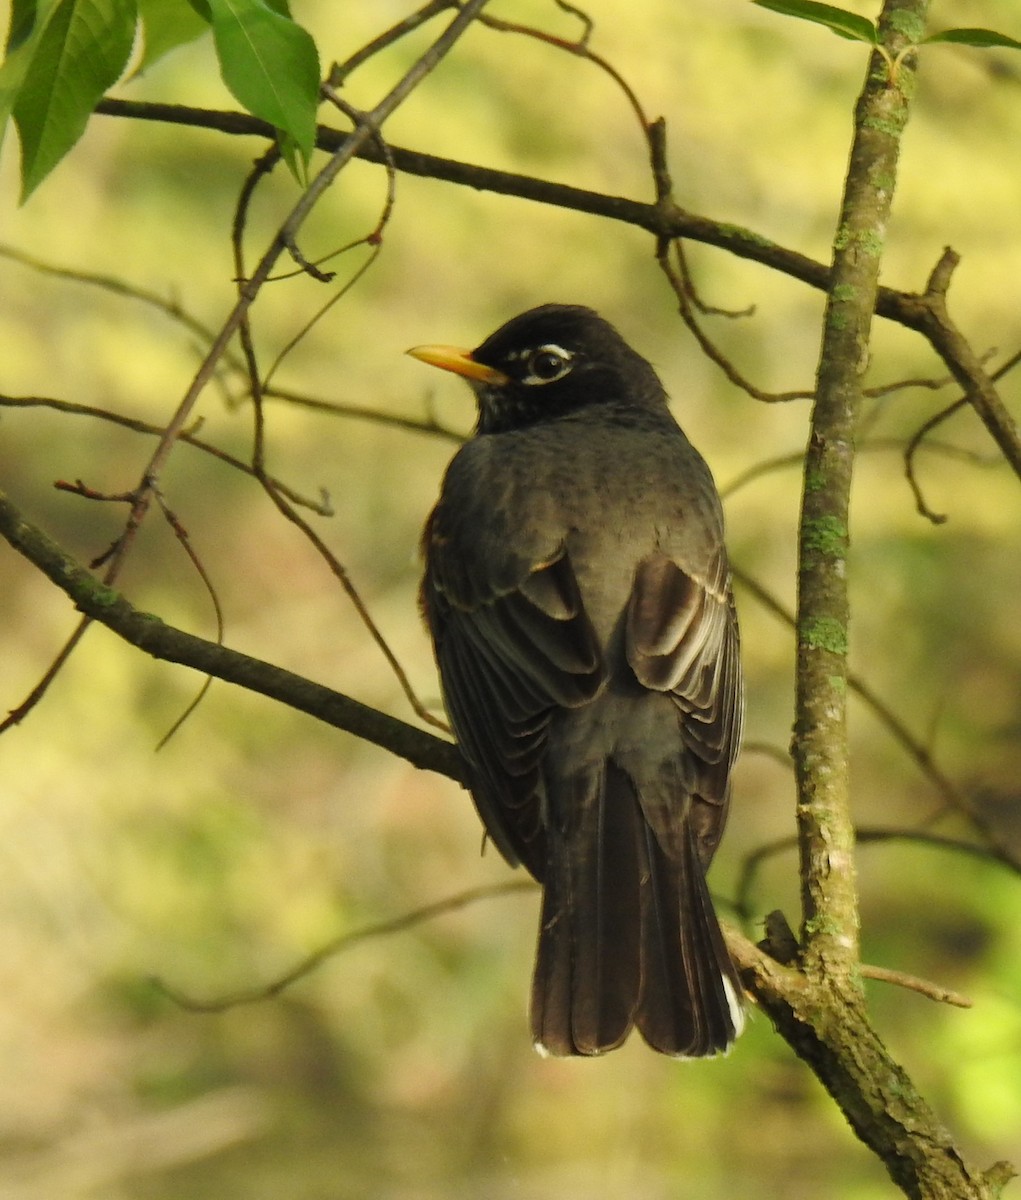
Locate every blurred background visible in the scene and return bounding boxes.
[1,0,1019,1196]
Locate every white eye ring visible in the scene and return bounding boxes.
[522,344,574,386]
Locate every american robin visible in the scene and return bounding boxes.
[409,304,744,1057]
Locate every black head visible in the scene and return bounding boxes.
[408,304,668,435]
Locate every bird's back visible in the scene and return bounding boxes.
[413,304,745,1056]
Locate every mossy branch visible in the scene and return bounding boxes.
[780,2,1014,1194]
[730,932,1014,1200]
[794,0,929,981]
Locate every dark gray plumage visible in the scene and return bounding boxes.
[410,304,744,1057]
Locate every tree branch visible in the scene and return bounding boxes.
[795,1,926,979]
[778,5,1016,1194]
[0,485,462,782]
[728,932,1014,1200]
[87,98,859,309]
[898,248,1021,479]
[92,98,1021,489]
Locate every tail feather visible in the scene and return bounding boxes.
[531,763,742,1058]
[637,821,743,1056]
[531,763,641,1055]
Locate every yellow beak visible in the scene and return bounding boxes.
[406,344,509,386]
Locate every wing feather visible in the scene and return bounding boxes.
[625,549,744,863]
[423,540,606,880]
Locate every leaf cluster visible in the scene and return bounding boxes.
[755,0,1021,52]
[0,0,319,198]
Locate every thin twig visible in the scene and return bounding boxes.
[0,485,463,776]
[0,619,91,733]
[229,101,445,735]
[904,340,1021,523]
[736,825,1020,924]
[731,565,1013,860]
[904,398,969,523]
[720,436,1003,501]
[0,394,333,513]
[261,387,463,442]
[900,249,1021,486]
[327,0,457,87]
[0,242,229,356]
[255,98,394,384]
[671,240,756,319]
[150,490,225,750]
[152,880,535,1012]
[859,964,972,1009]
[476,2,649,137]
[658,240,813,403]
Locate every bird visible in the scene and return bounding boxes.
[408,304,744,1057]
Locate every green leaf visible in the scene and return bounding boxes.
[753,0,878,44]
[206,0,319,168]
[10,0,138,200]
[7,0,45,53]
[1,0,61,141]
[276,129,309,187]
[0,48,30,155]
[136,0,210,72]
[922,27,1021,52]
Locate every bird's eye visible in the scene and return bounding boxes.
[523,344,573,385]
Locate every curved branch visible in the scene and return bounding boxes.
[0,393,332,512]
[155,880,535,1012]
[90,97,889,317]
[91,98,1021,484]
[93,96,1021,465]
[731,567,999,854]
[0,485,462,782]
[735,826,1020,925]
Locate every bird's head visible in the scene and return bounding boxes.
[408,304,667,435]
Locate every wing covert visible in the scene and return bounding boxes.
[626,550,744,812]
[423,541,606,879]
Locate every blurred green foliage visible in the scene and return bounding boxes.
[1,0,320,198]
[0,1,1019,1197]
